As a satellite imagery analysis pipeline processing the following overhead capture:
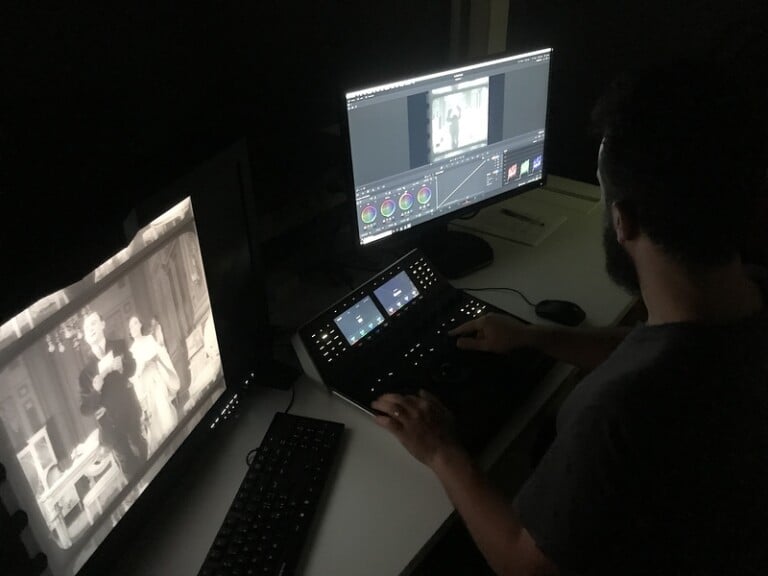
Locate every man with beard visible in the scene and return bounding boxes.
[372,62,768,576]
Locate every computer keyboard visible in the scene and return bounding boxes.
[198,412,344,576]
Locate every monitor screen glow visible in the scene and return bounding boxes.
[333,296,385,345]
[373,272,420,316]
[0,197,226,576]
[345,48,552,245]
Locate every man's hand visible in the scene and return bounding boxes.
[92,374,104,393]
[449,312,533,354]
[373,389,558,576]
[94,407,106,419]
[97,351,115,377]
[371,390,461,468]
[112,355,124,374]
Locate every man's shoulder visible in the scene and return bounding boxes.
[558,332,686,428]
[569,333,661,395]
[562,317,768,430]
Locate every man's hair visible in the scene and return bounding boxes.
[592,60,767,268]
[84,310,103,323]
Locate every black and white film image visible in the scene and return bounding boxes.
[429,78,489,161]
[0,198,224,574]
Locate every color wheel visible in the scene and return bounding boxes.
[361,205,377,224]
[417,186,432,204]
[399,192,414,210]
[380,199,397,217]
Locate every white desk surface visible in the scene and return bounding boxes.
[119,176,636,576]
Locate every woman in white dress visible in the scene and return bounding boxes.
[128,316,180,456]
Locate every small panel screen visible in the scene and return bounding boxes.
[333,296,385,345]
[374,272,420,316]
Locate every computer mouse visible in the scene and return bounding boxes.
[534,299,586,327]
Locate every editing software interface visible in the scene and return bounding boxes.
[346,48,551,245]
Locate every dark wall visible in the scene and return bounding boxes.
[2,2,765,320]
[0,2,451,321]
[506,1,768,183]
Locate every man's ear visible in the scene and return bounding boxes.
[611,201,640,244]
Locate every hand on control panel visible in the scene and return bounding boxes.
[371,389,459,467]
[448,312,530,355]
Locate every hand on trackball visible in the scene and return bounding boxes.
[449,312,530,355]
[371,390,459,467]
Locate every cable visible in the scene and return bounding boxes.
[456,209,481,220]
[462,286,537,307]
[245,383,297,467]
[246,447,258,467]
[283,383,296,414]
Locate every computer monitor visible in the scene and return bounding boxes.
[343,48,552,277]
[125,138,296,392]
[0,197,226,576]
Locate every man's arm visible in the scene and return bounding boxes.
[523,325,631,370]
[450,313,631,370]
[371,391,557,576]
[431,445,557,576]
[117,339,137,379]
[106,339,137,380]
[79,367,102,416]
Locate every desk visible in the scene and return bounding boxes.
[117,177,636,576]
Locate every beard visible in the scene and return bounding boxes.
[602,211,641,293]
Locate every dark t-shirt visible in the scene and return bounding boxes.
[517,298,768,575]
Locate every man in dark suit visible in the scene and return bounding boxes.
[79,311,147,479]
[447,105,461,149]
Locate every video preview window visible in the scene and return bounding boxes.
[429,78,489,162]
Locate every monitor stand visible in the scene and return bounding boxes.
[418,227,494,279]
[249,357,300,391]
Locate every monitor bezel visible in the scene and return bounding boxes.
[339,47,554,248]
